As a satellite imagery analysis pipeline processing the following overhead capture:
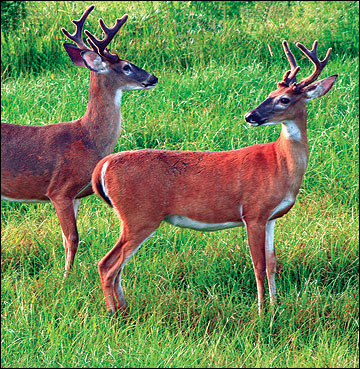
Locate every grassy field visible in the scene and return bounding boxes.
[1,1,359,367]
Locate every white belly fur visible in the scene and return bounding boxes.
[164,214,243,231]
[1,195,49,203]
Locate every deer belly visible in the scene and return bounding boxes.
[164,214,243,231]
[1,182,50,202]
[1,194,49,203]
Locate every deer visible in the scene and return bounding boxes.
[1,5,158,277]
[91,40,337,315]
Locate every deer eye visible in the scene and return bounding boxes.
[280,97,291,104]
[123,64,131,72]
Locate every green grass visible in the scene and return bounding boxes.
[1,1,359,367]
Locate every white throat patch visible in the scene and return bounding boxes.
[114,89,123,136]
[114,89,123,109]
[281,120,301,141]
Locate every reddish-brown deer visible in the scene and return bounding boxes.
[1,5,158,276]
[92,40,337,315]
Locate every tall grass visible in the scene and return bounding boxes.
[1,1,359,77]
[1,1,359,367]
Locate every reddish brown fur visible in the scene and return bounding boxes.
[92,132,305,314]
[1,7,157,276]
[92,41,336,315]
[95,140,304,225]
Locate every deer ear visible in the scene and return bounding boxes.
[80,51,110,74]
[304,74,338,101]
[63,43,86,67]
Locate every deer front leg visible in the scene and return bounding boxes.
[244,220,267,315]
[265,220,277,307]
[51,197,80,277]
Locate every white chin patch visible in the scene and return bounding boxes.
[124,85,143,91]
[261,121,281,126]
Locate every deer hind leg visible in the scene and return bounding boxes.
[98,224,157,315]
[244,220,267,315]
[51,197,80,277]
[265,220,277,306]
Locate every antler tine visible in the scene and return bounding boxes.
[84,14,128,62]
[296,40,332,88]
[279,40,301,87]
[283,41,298,73]
[61,4,95,51]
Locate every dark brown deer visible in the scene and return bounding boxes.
[1,5,158,276]
[92,40,336,315]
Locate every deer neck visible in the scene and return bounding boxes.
[80,72,123,154]
[276,110,309,181]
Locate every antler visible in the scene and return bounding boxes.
[62,5,128,63]
[85,14,128,63]
[61,5,95,52]
[279,40,332,89]
[279,40,300,87]
[295,40,332,89]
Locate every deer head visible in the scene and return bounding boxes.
[62,4,158,90]
[245,40,337,126]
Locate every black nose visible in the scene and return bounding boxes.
[142,75,158,88]
[245,110,267,125]
[244,111,253,123]
[147,75,158,86]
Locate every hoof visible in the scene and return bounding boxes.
[63,271,70,279]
